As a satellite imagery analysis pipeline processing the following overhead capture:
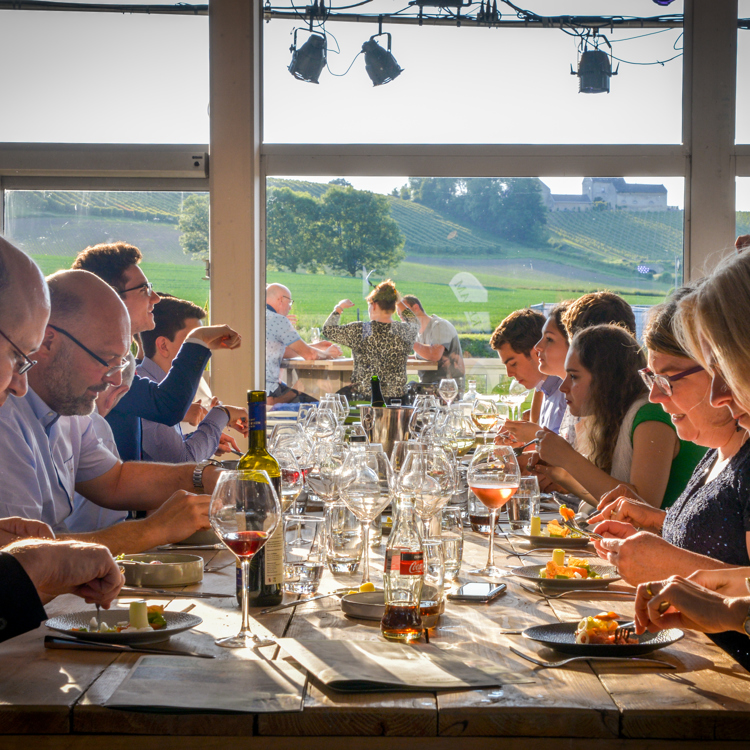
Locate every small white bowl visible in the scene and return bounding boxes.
[119,553,204,587]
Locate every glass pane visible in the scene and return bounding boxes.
[736,177,750,240]
[0,10,208,143]
[265,175,683,397]
[5,190,209,307]
[264,0,683,144]
[738,2,750,143]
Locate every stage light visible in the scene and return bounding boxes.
[362,33,403,86]
[288,30,327,84]
[572,40,617,94]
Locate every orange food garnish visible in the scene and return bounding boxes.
[559,505,575,521]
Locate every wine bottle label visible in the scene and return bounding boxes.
[248,401,266,433]
[263,523,284,585]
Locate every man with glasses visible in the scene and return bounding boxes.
[265,283,340,404]
[0,240,124,641]
[72,241,245,460]
[0,270,223,554]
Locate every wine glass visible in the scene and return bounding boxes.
[338,445,393,585]
[438,378,459,408]
[390,440,428,473]
[508,378,530,420]
[209,470,281,649]
[274,447,304,513]
[466,444,520,579]
[471,396,498,443]
[305,405,339,440]
[397,446,455,538]
[305,442,348,505]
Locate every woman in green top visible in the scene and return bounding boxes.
[530,323,705,509]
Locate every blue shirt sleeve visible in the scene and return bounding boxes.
[141,408,228,464]
[111,342,211,427]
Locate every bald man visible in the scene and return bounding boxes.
[0,269,223,555]
[265,283,341,404]
[0,240,123,642]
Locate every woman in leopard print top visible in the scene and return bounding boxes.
[322,280,419,400]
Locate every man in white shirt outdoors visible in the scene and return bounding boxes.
[0,269,226,555]
[138,294,245,462]
[265,283,341,404]
[399,295,465,391]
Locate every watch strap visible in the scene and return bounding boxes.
[192,459,221,490]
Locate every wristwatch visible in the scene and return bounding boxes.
[193,459,221,490]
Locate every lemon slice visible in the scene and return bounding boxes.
[359,582,376,592]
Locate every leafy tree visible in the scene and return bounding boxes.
[320,186,405,277]
[328,178,352,188]
[266,187,322,272]
[178,194,210,260]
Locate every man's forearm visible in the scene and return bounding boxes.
[58,517,170,556]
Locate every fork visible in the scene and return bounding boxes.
[614,620,636,642]
[561,518,604,541]
[517,582,635,599]
[509,646,675,670]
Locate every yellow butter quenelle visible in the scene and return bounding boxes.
[552,548,565,567]
[529,516,542,536]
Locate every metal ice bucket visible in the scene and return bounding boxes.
[359,405,414,458]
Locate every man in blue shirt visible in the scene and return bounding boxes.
[265,283,340,404]
[0,270,223,555]
[72,242,244,460]
[138,294,245,463]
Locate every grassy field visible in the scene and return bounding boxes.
[31,253,665,335]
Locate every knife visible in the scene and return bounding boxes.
[118,587,235,599]
[259,591,341,615]
[44,635,215,659]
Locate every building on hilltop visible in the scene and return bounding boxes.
[540,178,668,212]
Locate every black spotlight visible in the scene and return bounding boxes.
[289,30,327,84]
[572,47,617,94]
[362,33,403,86]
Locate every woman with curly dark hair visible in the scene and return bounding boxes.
[529,323,698,509]
[322,279,419,401]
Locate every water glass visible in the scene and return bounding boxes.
[468,491,493,534]
[507,476,541,532]
[441,506,464,581]
[324,502,362,574]
[283,515,324,594]
[311,327,321,344]
[420,538,445,629]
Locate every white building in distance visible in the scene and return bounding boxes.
[541,178,668,212]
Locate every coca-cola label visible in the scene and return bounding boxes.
[385,549,424,575]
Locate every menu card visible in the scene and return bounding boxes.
[106,656,305,713]
[277,638,533,692]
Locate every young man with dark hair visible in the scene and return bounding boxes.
[400,295,465,391]
[562,291,636,338]
[72,242,245,460]
[138,295,243,463]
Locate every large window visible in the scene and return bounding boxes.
[4,190,209,306]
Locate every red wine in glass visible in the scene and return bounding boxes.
[222,530,268,557]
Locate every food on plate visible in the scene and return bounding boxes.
[575,612,637,644]
[546,519,583,538]
[529,516,542,536]
[71,602,167,633]
[347,581,377,595]
[541,554,606,580]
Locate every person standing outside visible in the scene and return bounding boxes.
[265,283,341,404]
[399,295,465,392]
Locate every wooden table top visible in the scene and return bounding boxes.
[2,528,750,749]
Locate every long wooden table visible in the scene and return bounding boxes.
[2,529,750,749]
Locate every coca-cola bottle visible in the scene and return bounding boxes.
[381,494,424,642]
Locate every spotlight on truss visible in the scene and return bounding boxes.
[289,30,327,84]
[362,33,403,86]
[571,38,618,94]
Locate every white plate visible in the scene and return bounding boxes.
[46,609,203,645]
[119,553,204,587]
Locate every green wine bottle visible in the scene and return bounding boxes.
[236,390,283,606]
[371,374,386,407]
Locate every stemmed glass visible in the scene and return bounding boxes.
[274,447,304,513]
[507,378,530,420]
[305,443,349,505]
[338,445,393,585]
[409,395,439,438]
[466,444,520,579]
[438,378,459,408]
[397,447,455,538]
[209,470,281,648]
[471,396,499,443]
[305,405,339,441]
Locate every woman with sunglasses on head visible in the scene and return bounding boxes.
[591,289,750,583]
[528,323,703,510]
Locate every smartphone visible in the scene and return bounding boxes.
[447,582,506,602]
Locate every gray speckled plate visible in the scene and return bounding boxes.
[510,562,621,590]
[522,621,684,657]
[341,590,385,621]
[508,530,590,548]
[46,609,202,645]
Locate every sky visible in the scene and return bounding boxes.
[0,1,748,208]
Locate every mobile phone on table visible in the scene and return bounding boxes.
[447,582,506,602]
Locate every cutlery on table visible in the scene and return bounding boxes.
[118,587,234,599]
[204,561,235,573]
[259,591,340,615]
[517,582,635,599]
[509,646,675,670]
[44,635,215,659]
